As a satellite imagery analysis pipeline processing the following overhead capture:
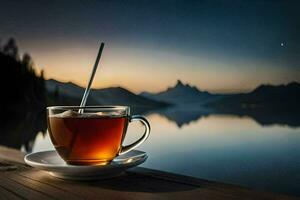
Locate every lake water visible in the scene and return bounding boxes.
[28,112,300,196]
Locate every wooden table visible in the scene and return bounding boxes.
[0,146,298,200]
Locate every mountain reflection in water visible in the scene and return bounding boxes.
[149,106,300,128]
[1,106,300,152]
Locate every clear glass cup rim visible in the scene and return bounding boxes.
[47,105,129,112]
[47,105,130,116]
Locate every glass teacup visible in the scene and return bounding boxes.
[47,106,150,165]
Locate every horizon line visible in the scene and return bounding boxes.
[46,77,299,95]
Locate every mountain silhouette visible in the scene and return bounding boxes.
[208,82,300,111]
[140,80,220,105]
[46,79,169,113]
[141,80,300,127]
[46,79,300,127]
[206,82,300,127]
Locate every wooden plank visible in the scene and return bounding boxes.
[17,166,299,200]
[129,167,299,199]
[19,170,170,200]
[7,172,82,200]
[0,173,53,200]
[0,146,25,164]
[0,145,299,200]
[0,185,23,200]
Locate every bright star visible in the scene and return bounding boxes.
[280,42,284,47]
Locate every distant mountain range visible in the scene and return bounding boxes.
[46,79,300,127]
[46,79,169,113]
[208,81,300,112]
[205,81,300,127]
[48,78,300,113]
[141,80,300,111]
[140,80,300,127]
[140,80,221,105]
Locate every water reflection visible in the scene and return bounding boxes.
[1,106,300,196]
[150,106,211,128]
[1,110,47,152]
[3,106,299,153]
[140,114,300,196]
[149,106,300,128]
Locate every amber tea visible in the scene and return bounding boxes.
[47,106,150,165]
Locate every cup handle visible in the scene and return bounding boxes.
[119,115,150,155]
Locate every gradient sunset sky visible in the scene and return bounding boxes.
[1,0,299,93]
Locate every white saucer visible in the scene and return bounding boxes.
[24,150,147,180]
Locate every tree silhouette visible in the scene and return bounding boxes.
[0,37,46,115]
[3,38,19,60]
[0,37,48,151]
[22,53,34,72]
